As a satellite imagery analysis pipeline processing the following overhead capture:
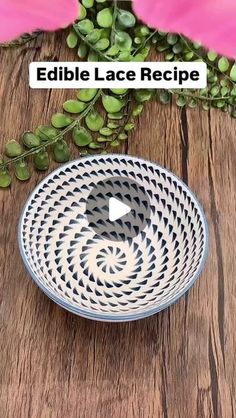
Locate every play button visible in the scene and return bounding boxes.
[109,197,131,222]
[85,176,151,242]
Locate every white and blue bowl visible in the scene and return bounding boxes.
[18,155,208,322]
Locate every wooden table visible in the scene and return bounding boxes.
[0,32,235,418]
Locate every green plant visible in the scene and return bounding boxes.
[0,0,235,187]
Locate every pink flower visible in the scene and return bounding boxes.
[0,0,78,42]
[133,0,236,58]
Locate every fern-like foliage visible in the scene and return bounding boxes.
[0,0,235,187]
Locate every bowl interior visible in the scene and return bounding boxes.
[19,155,208,321]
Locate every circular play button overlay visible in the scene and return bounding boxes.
[19,154,208,322]
[85,176,151,241]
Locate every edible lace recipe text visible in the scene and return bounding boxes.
[29,62,207,89]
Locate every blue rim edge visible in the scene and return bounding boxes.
[18,154,209,323]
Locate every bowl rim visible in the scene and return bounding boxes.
[18,154,209,322]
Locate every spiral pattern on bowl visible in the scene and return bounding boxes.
[19,155,208,321]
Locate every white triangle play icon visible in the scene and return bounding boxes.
[109,197,131,222]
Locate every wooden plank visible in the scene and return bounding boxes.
[0,32,235,418]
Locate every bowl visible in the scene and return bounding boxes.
[19,154,208,322]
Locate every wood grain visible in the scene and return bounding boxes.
[0,32,236,418]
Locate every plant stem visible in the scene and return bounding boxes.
[73,25,115,62]
[111,0,118,45]
[180,35,236,86]
[105,100,132,151]
[132,30,158,57]
[169,89,231,102]
[0,90,102,170]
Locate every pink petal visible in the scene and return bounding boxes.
[0,0,78,42]
[133,0,236,58]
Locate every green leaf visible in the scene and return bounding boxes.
[35,125,59,141]
[165,52,174,61]
[118,51,132,61]
[77,42,88,59]
[221,87,229,97]
[102,95,124,113]
[97,8,113,28]
[117,10,136,28]
[78,3,87,20]
[132,53,145,62]
[82,0,94,8]
[86,29,102,44]
[210,86,220,97]
[88,142,101,149]
[207,51,218,62]
[99,127,113,136]
[134,90,153,103]
[76,19,94,35]
[53,140,70,162]
[85,109,104,131]
[222,104,228,113]
[138,46,150,59]
[115,31,132,51]
[51,113,72,128]
[34,150,49,170]
[14,160,30,181]
[216,100,225,108]
[118,133,128,140]
[184,52,194,61]
[106,45,119,57]
[134,26,150,37]
[66,31,78,49]
[157,31,166,37]
[230,63,236,82]
[88,50,99,62]
[107,122,119,129]
[0,171,11,188]
[110,140,120,147]
[176,96,187,107]
[172,42,183,54]
[100,28,110,39]
[167,33,178,45]
[157,43,169,52]
[202,101,210,111]
[63,99,87,113]
[220,79,228,87]
[134,37,142,45]
[108,112,123,120]
[23,131,41,148]
[97,136,108,142]
[132,104,144,116]
[193,41,201,49]
[77,88,98,102]
[207,69,218,83]
[94,38,110,51]
[159,91,171,104]
[188,99,197,108]
[231,87,236,97]
[199,88,208,97]
[124,123,135,131]
[80,150,89,157]
[73,126,92,146]
[5,140,23,158]
[218,57,230,73]
[110,88,128,95]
